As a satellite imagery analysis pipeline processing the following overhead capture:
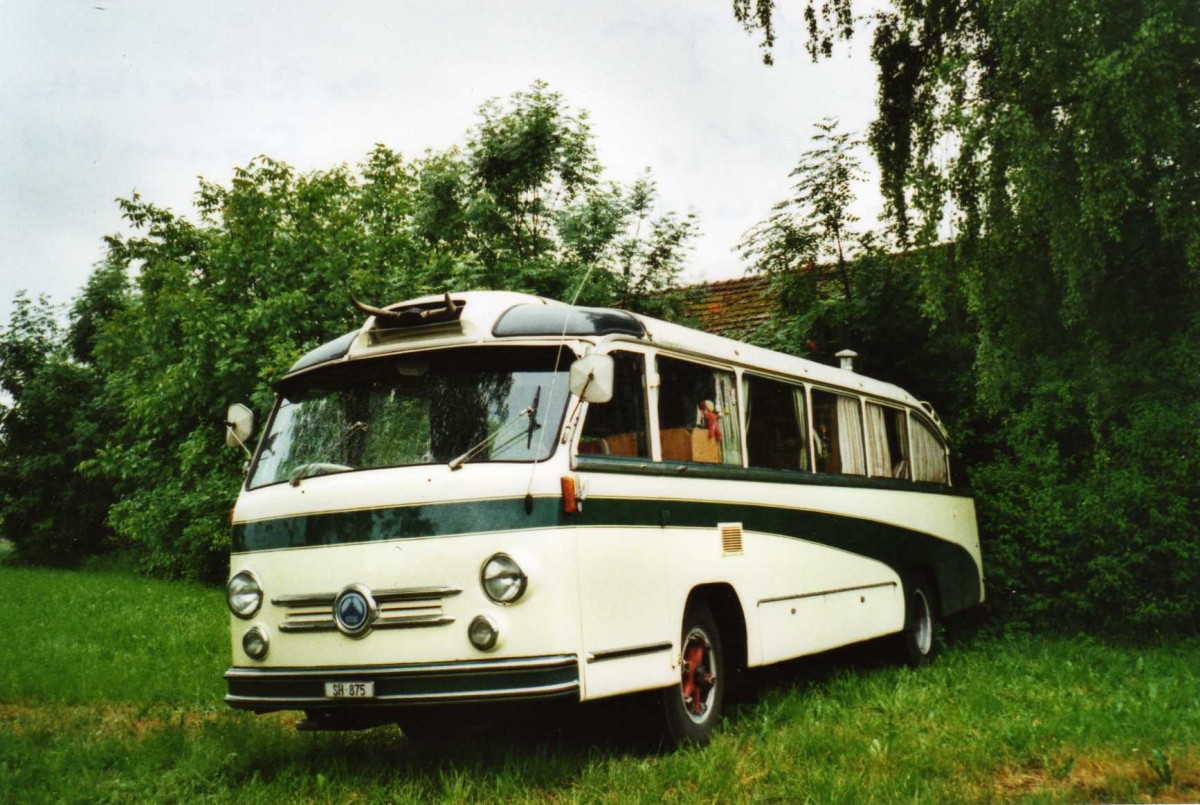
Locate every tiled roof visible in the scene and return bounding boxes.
[681,275,776,337]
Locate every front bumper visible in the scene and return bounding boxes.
[224,654,580,712]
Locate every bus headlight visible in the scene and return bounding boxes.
[226,570,263,619]
[481,553,527,604]
[242,626,270,660]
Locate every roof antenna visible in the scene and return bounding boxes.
[523,265,601,515]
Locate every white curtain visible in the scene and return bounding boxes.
[715,372,742,466]
[866,403,891,477]
[894,410,909,479]
[911,417,948,483]
[836,396,866,475]
[793,388,810,471]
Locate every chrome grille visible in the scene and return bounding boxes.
[274,586,461,633]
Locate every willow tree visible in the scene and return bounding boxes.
[733,0,1200,630]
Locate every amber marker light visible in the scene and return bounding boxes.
[561,475,578,514]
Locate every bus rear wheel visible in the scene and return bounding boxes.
[662,600,724,745]
[897,577,938,667]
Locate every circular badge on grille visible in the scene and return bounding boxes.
[333,585,377,638]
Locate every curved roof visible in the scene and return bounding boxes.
[282,290,925,411]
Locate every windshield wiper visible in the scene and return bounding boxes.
[448,389,543,471]
[525,386,542,449]
[288,462,354,486]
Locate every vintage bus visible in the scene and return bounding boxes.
[223,290,983,743]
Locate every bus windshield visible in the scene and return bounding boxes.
[248,347,573,488]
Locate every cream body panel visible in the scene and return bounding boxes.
[229,528,580,669]
[230,461,579,670]
[575,523,675,699]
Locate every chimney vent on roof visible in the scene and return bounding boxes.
[836,349,858,372]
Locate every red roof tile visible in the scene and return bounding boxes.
[682,275,776,337]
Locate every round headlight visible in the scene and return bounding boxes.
[242,625,270,660]
[481,553,527,604]
[226,570,263,619]
[468,615,500,651]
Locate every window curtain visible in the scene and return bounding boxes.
[866,404,891,477]
[894,410,909,479]
[792,388,810,471]
[836,396,866,475]
[741,375,752,443]
[911,418,948,483]
[715,373,742,466]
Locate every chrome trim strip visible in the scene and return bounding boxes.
[373,614,455,629]
[272,594,335,608]
[376,586,463,603]
[224,680,579,705]
[757,581,897,606]
[272,585,462,608]
[587,641,673,664]
[278,619,336,633]
[224,654,579,680]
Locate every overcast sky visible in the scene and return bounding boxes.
[0,0,883,324]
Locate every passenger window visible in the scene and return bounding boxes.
[578,352,649,458]
[811,389,866,476]
[910,415,949,484]
[866,402,910,479]
[745,375,809,471]
[656,356,742,465]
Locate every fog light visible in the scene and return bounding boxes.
[468,615,499,651]
[242,625,270,660]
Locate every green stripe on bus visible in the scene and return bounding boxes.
[232,495,981,615]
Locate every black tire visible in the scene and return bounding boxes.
[897,576,938,667]
[662,600,725,746]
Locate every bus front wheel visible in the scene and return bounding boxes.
[897,577,938,667]
[662,600,724,745]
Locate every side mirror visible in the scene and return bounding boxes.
[225,403,255,450]
[569,354,614,404]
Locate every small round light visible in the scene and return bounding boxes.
[226,570,263,619]
[242,625,270,660]
[481,553,527,604]
[468,615,499,651]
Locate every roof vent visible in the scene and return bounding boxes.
[836,349,858,372]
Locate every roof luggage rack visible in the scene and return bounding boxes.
[352,293,467,344]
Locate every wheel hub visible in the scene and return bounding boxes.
[680,629,717,719]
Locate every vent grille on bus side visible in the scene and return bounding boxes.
[719,523,744,555]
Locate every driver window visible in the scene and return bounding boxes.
[578,352,649,458]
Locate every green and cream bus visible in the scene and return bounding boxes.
[223,291,983,743]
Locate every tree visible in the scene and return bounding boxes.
[741,117,872,307]
[411,82,697,309]
[730,0,1200,631]
[9,83,699,580]
[740,120,977,430]
[0,294,115,564]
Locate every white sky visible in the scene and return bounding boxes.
[0,0,883,324]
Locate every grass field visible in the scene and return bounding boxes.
[1,564,1197,803]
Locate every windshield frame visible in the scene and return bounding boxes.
[244,345,577,490]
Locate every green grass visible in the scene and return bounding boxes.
[1,565,1197,803]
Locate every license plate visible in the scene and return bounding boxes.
[324,681,375,699]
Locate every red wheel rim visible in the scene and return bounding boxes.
[680,626,717,723]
